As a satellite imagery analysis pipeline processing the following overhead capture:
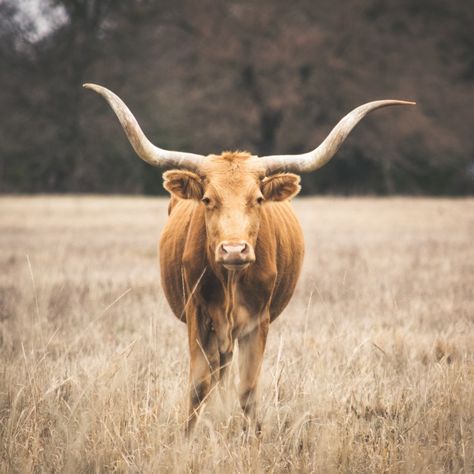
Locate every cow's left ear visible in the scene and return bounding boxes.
[261,173,301,201]
[163,170,204,200]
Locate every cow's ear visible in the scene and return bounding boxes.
[163,170,204,200]
[261,173,301,201]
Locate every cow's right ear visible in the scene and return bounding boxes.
[163,170,204,200]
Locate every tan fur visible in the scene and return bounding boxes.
[261,173,301,201]
[163,170,203,200]
[159,152,304,432]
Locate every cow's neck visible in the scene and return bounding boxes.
[207,256,248,353]
[221,269,239,352]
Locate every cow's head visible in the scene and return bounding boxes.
[162,153,300,270]
[83,83,414,270]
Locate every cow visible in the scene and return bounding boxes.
[83,83,414,433]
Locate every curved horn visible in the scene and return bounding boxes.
[259,100,416,174]
[83,83,205,171]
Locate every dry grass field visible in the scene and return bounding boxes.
[0,196,473,473]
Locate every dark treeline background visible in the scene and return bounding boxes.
[1,0,473,195]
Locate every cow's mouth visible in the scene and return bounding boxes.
[222,262,251,271]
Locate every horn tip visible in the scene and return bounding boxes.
[82,83,101,92]
[395,100,416,106]
[379,99,416,106]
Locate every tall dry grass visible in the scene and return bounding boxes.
[0,196,473,473]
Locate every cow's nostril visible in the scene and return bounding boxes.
[219,242,251,258]
[223,244,243,254]
[216,241,255,266]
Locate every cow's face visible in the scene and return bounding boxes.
[163,153,301,270]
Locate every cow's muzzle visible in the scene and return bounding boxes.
[216,241,255,270]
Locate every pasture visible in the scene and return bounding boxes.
[0,196,472,473]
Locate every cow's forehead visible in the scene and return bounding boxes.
[199,152,265,186]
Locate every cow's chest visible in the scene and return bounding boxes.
[206,279,264,353]
[232,302,255,337]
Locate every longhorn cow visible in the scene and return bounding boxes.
[84,83,414,432]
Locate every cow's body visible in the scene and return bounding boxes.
[159,154,304,431]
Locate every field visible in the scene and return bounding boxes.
[0,196,473,473]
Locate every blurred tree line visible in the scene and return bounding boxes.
[0,0,473,195]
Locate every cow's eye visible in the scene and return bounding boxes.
[256,196,265,205]
[201,197,211,206]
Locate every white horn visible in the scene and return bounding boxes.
[83,83,205,171]
[259,100,416,174]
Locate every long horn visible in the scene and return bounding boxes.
[259,100,416,174]
[83,83,205,171]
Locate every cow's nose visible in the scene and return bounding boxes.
[217,241,252,265]
[221,242,248,257]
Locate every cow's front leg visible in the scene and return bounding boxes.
[238,313,269,434]
[186,307,219,434]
